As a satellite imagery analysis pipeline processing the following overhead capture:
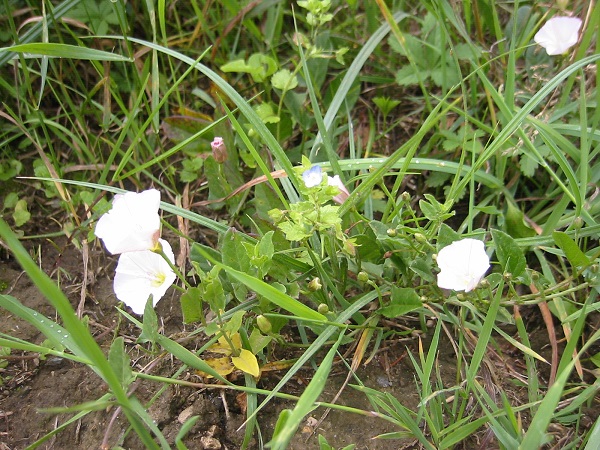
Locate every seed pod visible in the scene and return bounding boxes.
[256,315,272,334]
[317,303,329,315]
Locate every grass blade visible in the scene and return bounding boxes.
[0,43,132,61]
[269,332,344,449]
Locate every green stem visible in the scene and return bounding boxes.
[155,245,191,290]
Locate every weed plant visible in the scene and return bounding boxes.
[1,0,600,449]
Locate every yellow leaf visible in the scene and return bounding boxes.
[260,359,295,374]
[210,332,242,355]
[230,333,242,350]
[207,343,232,355]
[196,356,234,378]
[231,349,260,377]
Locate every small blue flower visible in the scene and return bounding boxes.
[302,165,323,188]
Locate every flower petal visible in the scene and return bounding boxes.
[302,165,324,188]
[436,238,490,292]
[534,16,582,56]
[95,189,161,254]
[327,175,350,204]
[113,239,176,314]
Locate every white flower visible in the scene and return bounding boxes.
[95,189,161,254]
[436,238,490,292]
[302,165,324,188]
[113,239,176,314]
[327,175,350,204]
[534,16,582,56]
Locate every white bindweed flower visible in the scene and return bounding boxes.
[302,165,324,188]
[534,16,582,56]
[95,189,161,254]
[113,239,176,314]
[436,238,490,292]
[327,175,350,204]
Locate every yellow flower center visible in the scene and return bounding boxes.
[152,272,166,287]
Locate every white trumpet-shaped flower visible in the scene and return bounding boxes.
[327,175,350,204]
[534,16,582,56]
[113,239,176,314]
[436,238,490,292]
[95,189,161,254]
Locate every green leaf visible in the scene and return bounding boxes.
[220,58,254,74]
[249,327,272,354]
[318,204,342,227]
[271,409,291,442]
[271,69,298,91]
[437,223,461,248]
[138,296,159,344]
[277,221,311,241]
[395,64,422,86]
[372,96,401,117]
[190,243,222,272]
[204,156,231,206]
[108,337,134,389]
[0,159,22,181]
[0,42,131,61]
[409,257,435,282]
[224,310,246,336]
[222,228,251,273]
[180,157,204,183]
[12,199,31,227]
[0,294,79,356]
[258,231,275,258]
[220,53,277,83]
[355,233,384,263]
[589,352,600,368]
[0,346,9,369]
[519,152,539,177]
[201,266,226,313]
[379,287,422,318]
[180,287,203,324]
[419,194,454,222]
[3,192,18,209]
[318,435,334,450]
[247,53,277,82]
[243,231,275,278]
[552,231,591,271]
[231,348,260,377]
[491,229,526,278]
[505,200,536,239]
[255,103,280,124]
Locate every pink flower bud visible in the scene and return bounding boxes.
[211,137,227,163]
[327,175,350,204]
